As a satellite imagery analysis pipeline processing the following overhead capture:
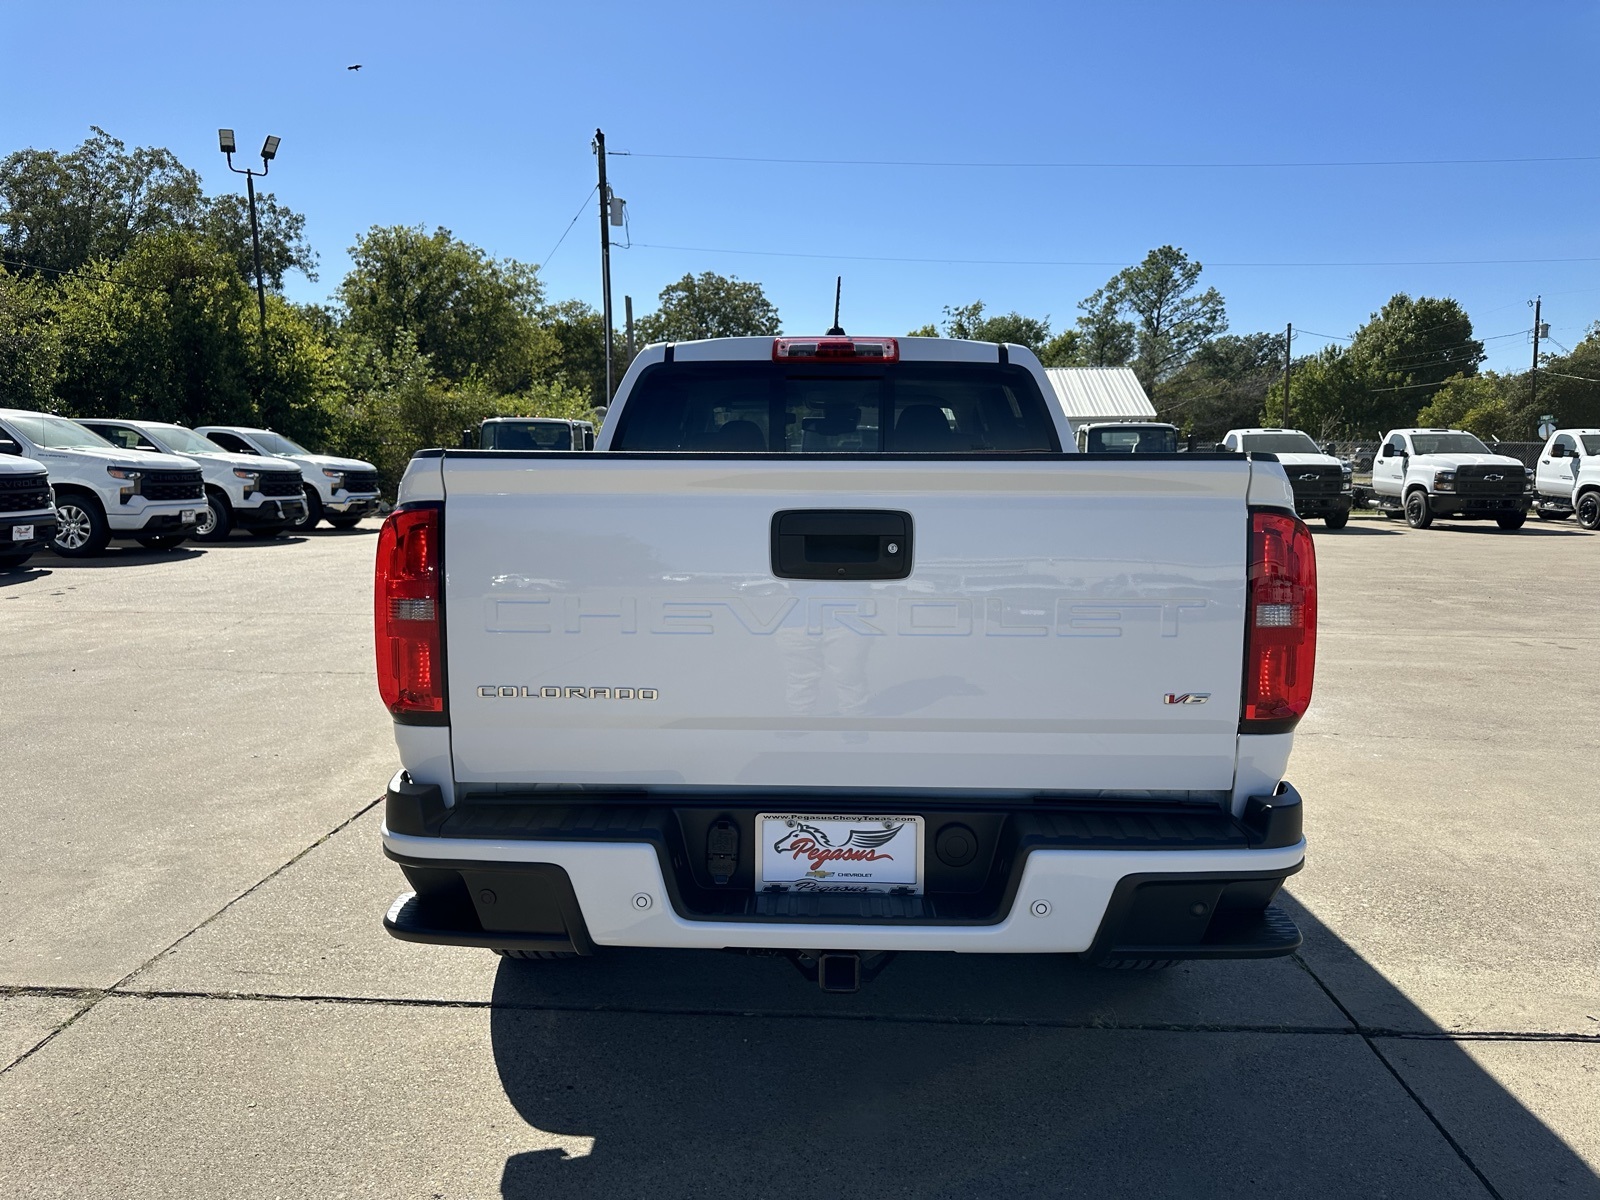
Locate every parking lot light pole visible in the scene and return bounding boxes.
[218,129,279,356]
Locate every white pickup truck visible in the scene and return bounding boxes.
[1220,429,1351,528]
[0,408,204,555]
[375,335,1316,991]
[196,426,381,531]
[1533,428,1600,529]
[1371,427,1531,530]
[79,420,308,540]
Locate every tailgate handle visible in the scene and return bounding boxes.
[771,510,912,580]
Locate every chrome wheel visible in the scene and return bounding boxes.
[1579,492,1600,530]
[55,503,92,550]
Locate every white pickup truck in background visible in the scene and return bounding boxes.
[374,335,1316,991]
[1221,428,1351,528]
[1533,428,1600,529]
[197,426,382,531]
[0,408,204,555]
[1370,427,1531,530]
[79,420,308,541]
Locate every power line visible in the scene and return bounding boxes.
[629,242,1600,269]
[538,185,599,269]
[609,150,1600,171]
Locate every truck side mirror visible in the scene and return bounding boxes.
[459,428,474,449]
[0,437,20,455]
[1551,443,1568,458]
[1213,443,1229,453]
[1385,443,1405,458]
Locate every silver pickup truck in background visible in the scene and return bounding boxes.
[374,335,1317,991]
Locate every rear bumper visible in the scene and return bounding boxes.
[380,778,1306,959]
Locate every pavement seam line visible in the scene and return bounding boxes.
[1291,953,1507,1200]
[0,795,382,1079]
[5,981,1600,1043]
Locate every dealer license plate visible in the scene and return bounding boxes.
[181,509,197,523]
[756,813,924,895]
[11,524,33,542]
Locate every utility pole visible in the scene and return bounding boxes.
[594,129,614,403]
[1282,323,1292,427]
[1530,296,1542,413]
[625,294,635,365]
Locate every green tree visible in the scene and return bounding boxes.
[1101,246,1226,391]
[339,224,553,394]
[540,298,610,406]
[200,192,318,289]
[1163,331,1286,439]
[1528,327,1600,431]
[1347,294,1482,430]
[0,268,61,409]
[1038,327,1084,367]
[1264,345,1363,440]
[1074,286,1136,367]
[935,300,1053,354]
[636,271,780,343]
[1415,372,1521,440]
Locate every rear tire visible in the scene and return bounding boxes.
[1577,491,1600,530]
[1404,489,1433,528]
[194,488,233,541]
[135,534,188,550]
[51,493,110,557]
[1323,510,1349,529]
[290,485,323,531]
[327,515,363,530]
[1496,512,1527,530]
[494,948,580,961]
[1098,959,1177,972]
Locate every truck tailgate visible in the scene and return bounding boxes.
[440,455,1250,793]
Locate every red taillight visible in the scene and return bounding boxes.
[773,336,899,362]
[375,504,445,720]
[1242,509,1317,731]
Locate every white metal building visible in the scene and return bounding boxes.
[1043,367,1156,427]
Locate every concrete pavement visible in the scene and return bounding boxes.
[1,516,1597,1198]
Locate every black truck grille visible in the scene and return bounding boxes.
[259,470,303,498]
[1454,464,1526,496]
[341,469,380,494]
[142,469,204,501]
[0,472,51,513]
[1288,465,1345,498]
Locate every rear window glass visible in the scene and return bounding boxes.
[1083,426,1178,453]
[482,422,575,450]
[611,362,1059,453]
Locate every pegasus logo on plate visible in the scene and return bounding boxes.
[772,821,905,874]
[1163,692,1211,705]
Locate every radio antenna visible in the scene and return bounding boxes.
[826,276,845,336]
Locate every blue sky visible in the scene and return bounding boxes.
[5,1,1598,370]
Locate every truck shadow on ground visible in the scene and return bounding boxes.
[0,564,51,586]
[39,546,206,567]
[195,535,309,549]
[486,895,1597,1199]
[1314,523,1401,536]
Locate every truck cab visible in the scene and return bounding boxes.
[374,335,1314,989]
[196,426,381,531]
[0,408,203,556]
[1533,428,1600,529]
[1221,428,1351,528]
[1074,422,1179,454]
[473,417,595,451]
[1371,427,1530,530]
[79,419,307,541]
